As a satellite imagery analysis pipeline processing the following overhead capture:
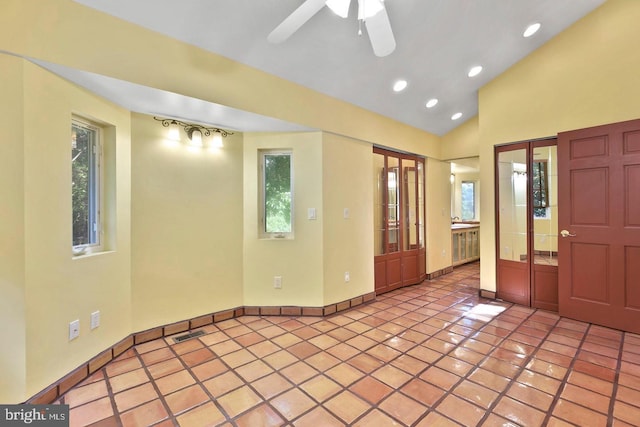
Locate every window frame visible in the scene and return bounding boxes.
[71,117,103,254]
[460,180,476,221]
[259,149,294,239]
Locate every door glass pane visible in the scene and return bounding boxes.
[533,146,558,265]
[452,233,459,262]
[388,157,400,253]
[373,153,386,255]
[417,161,425,249]
[498,149,528,262]
[403,159,417,251]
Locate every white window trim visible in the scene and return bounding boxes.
[72,117,104,255]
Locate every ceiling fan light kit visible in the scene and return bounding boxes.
[268,0,396,57]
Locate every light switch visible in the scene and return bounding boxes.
[343,208,350,219]
[308,208,317,220]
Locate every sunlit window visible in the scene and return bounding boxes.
[72,118,102,252]
[260,150,293,238]
[461,181,475,221]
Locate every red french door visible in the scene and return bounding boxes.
[373,148,425,294]
[495,139,559,311]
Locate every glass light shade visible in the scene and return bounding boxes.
[211,132,224,149]
[190,129,203,146]
[167,122,180,141]
[326,0,350,18]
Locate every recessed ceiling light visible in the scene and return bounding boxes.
[425,98,438,108]
[523,22,541,37]
[451,112,463,120]
[393,79,408,92]
[468,66,483,78]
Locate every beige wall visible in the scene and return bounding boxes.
[0,58,133,401]
[131,114,244,330]
[477,0,640,292]
[441,116,479,161]
[425,158,453,273]
[0,54,27,403]
[322,134,374,304]
[243,132,325,307]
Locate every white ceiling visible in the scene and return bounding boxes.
[66,0,605,135]
[33,59,312,133]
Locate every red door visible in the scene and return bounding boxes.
[558,118,640,334]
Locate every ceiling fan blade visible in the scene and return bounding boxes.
[268,0,327,44]
[365,2,396,57]
[326,0,351,18]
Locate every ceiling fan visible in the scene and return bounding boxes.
[268,0,396,57]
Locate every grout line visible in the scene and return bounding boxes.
[478,309,562,426]
[102,369,124,427]
[540,322,604,426]
[131,343,176,426]
[607,330,625,426]
[66,263,639,427]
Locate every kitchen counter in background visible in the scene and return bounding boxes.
[451,223,480,266]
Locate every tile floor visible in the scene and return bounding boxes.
[58,262,640,426]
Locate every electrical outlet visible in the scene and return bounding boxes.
[344,271,350,282]
[69,319,80,341]
[274,276,282,289]
[90,310,100,330]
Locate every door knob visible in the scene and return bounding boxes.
[560,230,576,237]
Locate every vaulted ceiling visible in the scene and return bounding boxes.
[65,0,605,135]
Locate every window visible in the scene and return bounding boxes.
[461,181,475,221]
[72,118,102,251]
[260,150,293,238]
[532,160,549,218]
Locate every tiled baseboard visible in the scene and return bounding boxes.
[479,289,496,299]
[26,291,376,405]
[425,266,454,280]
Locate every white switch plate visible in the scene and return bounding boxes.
[343,208,350,219]
[274,276,282,289]
[344,271,350,282]
[69,319,80,341]
[308,208,317,220]
[90,310,100,330]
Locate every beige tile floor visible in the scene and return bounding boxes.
[58,262,640,426]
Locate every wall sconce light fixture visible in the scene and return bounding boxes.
[154,117,233,148]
